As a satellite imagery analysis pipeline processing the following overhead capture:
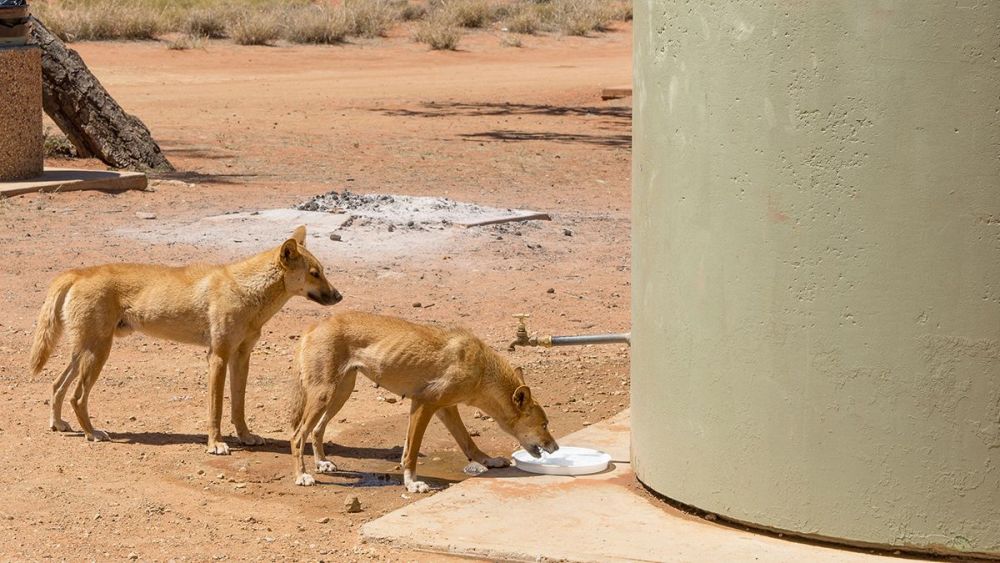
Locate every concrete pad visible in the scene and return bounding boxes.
[362,411,899,563]
[0,168,147,197]
[601,85,632,100]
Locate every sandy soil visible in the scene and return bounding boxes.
[0,26,631,561]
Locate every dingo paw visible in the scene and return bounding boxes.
[295,473,316,486]
[206,441,231,455]
[87,429,111,442]
[482,456,510,468]
[406,480,430,494]
[237,432,265,446]
[316,460,337,474]
[49,419,72,432]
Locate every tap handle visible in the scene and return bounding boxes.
[513,313,530,329]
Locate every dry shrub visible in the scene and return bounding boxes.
[396,1,427,21]
[36,0,168,41]
[499,33,522,48]
[227,8,280,45]
[342,0,399,38]
[413,12,461,50]
[282,5,350,44]
[503,5,540,34]
[182,6,230,39]
[548,0,612,36]
[167,33,207,50]
[433,0,496,29]
[42,128,76,158]
[606,0,632,22]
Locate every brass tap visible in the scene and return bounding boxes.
[508,314,552,351]
[508,313,531,351]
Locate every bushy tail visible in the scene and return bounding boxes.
[30,274,74,375]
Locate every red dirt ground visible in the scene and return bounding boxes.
[0,25,632,561]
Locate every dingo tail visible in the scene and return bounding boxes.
[30,274,74,375]
[289,339,307,429]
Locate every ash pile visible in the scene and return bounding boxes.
[296,190,520,232]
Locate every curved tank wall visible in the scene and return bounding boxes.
[631,0,1000,555]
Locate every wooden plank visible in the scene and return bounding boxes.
[458,212,552,228]
[0,167,147,197]
[601,85,632,100]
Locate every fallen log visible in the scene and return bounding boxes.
[29,16,173,171]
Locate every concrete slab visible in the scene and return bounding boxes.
[362,411,900,563]
[601,85,632,100]
[0,168,147,197]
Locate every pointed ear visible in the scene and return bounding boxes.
[512,385,531,411]
[291,225,307,246]
[279,238,299,267]
[513,366,524,380]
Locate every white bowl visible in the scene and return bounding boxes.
[511,446,612,476]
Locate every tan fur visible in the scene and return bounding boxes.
[289,312,559,491]
[30,226,342,454]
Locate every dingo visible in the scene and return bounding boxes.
[30,226,341,455]
[289,312,559,492]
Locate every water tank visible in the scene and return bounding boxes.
[632,1,1000,556]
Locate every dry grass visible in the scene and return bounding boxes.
[502,5,541,34]
[227,7,280,45]
[499,33,522,48]
[42,128,76,158]
[166,33,207,50]
[282,5,350,44]
[547,0,613,36]
[181,6,230,39]
[31,0,633,43]
[342,0,399,38]
[34,0,166,40]
[413,12,461,50]
[432,0,497,29]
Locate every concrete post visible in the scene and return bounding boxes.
[0,44,43,181]
[632,0,1000,556]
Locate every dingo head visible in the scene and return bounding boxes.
[278,226,342,306]
[498,368,559,458]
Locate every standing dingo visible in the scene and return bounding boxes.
[30,226,341,454]
[290,312,559,491]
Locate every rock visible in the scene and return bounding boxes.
[385,397,397,404]
[704,513,717,522]
[316,516,330,524]
[135,212,156,220]
[412,302,421,307]
[329,233,342,242]
[563,228,573,236]
[344,496,362,514]
[463,461,488,475]
[387,224,395,232]
[546,288,555,294]
[128,552,139,560]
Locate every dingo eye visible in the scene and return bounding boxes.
[542,422,548,431]
[310,270,320,278]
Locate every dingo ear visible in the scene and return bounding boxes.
[291,225,307,246]
[513,366,524,381]
[512,385,531,410]
[279,238,299,267]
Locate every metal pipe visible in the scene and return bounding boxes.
[548,333,631,347]
[507,314,630,351]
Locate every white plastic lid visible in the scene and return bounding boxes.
[512,446,612,476]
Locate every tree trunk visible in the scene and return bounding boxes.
[29,17,173,171]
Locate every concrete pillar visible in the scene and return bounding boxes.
[0,45,43,181]
[632,0,1000,556]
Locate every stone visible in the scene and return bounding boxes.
[344,496,362,514]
